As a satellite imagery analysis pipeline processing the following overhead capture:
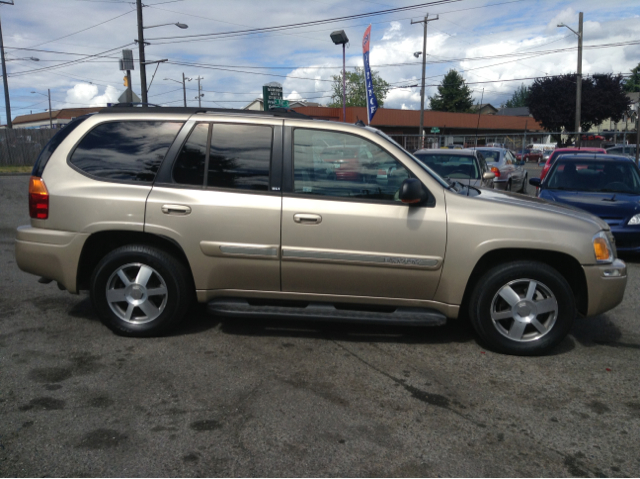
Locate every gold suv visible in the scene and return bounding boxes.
[15,107,627,355]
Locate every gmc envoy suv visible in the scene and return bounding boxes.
[16,107,627,355]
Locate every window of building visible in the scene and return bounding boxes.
[70,121,183,183]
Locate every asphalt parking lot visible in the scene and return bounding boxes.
[1,172,639,477]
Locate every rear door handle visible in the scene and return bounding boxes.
[293,213,322,225]
[161,204,192,215]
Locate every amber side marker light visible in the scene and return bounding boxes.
[29,176,49,219]
[593,237,611,262]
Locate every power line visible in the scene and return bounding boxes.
[145,0,462,41]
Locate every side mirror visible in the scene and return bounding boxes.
[399,178,426,205]
[529,178,541,187]
[483,171,495,180]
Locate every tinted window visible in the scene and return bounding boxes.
[414,153,479,179]
[478,149,500,163]
[70,121,183,183]
[293,128,411,201]
[32,115,90,177]
[173,123,209,186]
[207,124,272,191]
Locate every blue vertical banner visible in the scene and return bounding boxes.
[362,24,379,124]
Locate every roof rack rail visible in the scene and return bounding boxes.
[98,104,311,119]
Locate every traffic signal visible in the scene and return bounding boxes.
[123,76,129,87]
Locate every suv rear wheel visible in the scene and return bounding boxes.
[468,261,575,355]
[90,245,192,336]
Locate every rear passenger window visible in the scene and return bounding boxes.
[70,121,183,183]
[207,124,272,191]
[173,123,209,186]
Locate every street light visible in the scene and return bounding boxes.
[330,30,348,123]
[5,56,39,62]
[31,89,53,129]
[164,73,192,107]
[558,12,583,147]
[144,22,188,30]
[135,0,189,104]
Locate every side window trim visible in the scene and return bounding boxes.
[201,123,213,188]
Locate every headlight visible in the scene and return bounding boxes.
[593,231,614,263]
[628,214,640,225]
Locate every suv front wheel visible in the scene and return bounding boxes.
[90,245,192,336]
[469,261,576,355]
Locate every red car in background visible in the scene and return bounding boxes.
[523,149,543,163]
[539,147,607,181]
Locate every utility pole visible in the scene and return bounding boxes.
[182,72,187,107]
[635,99,640,165]
[47,89,52,129]
[195,76,204,107]
[412,14,438,149]
[136,0,148,105]
[0,9,13,128]
[576,12,583,147]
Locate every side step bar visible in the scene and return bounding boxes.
[207,298,447,326]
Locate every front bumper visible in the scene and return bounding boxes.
[582,259,627,316]
[15,225,88,293]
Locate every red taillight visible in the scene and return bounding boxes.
[491,166,500,178]
[29,176,49,219]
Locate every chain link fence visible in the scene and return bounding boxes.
[0,129,56,167]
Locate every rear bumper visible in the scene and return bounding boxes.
[582,259,627,316]
[15,225,88,293]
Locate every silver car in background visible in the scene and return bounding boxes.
[472,147,528,193]
[413,149,495,189]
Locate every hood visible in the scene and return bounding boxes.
[473,187,609,231]
[541,189,640,221]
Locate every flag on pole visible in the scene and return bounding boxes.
[362,24,379,124]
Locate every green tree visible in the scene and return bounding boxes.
[527,73,630,146]
[624,63,640,93]
[428,69,474,113]
[504,83,530,108]
[328,67,390,108]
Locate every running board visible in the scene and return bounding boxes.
[207,298,447,326]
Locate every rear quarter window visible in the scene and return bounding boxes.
[69,121,183,183]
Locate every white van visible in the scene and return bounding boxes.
[527,143,555,151]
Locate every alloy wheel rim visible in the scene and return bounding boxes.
[490,278,558,342]
[106,263,168,324]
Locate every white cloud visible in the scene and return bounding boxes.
[64,83,120,108]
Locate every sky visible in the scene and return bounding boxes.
[1,0,639,123]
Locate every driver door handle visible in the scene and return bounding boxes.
[293,213,322,225]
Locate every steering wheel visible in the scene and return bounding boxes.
[603,182,631,192]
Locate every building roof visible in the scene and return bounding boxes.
[292,106,545,131]
[470,103,498,113]
[13,107,103,124]
[496,106,531,117]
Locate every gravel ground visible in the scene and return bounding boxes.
[1,174,639,477]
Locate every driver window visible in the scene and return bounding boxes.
[293,128,411,201]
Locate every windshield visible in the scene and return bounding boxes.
[546,159,640,194]
[369,127,450,188]
[413,153,479,179]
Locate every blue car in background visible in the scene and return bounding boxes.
[530,154,640,253]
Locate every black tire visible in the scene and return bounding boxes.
[90,245,193,337]
[468,261,575,356]
[520,174,528,194]
[506,180,512,192]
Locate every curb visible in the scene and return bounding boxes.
[0,172,31,177]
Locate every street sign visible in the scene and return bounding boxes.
[430,127,440,134]
[117,90,140,103]
[272,99,289,109]
[119,50,134,71]
[262,82,283,111]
